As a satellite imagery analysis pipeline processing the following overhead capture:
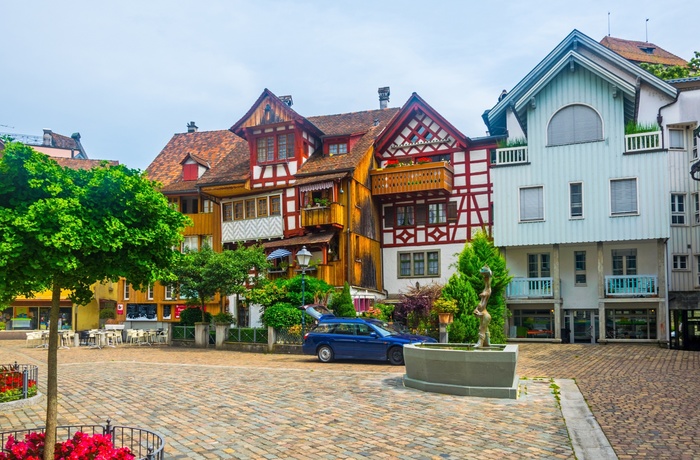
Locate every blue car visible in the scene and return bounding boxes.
[302,317,437,365]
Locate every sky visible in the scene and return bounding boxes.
[1,1,695,170]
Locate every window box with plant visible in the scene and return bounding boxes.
[314,198,330,207]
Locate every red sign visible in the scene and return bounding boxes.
[174,305,188,319]
[116,304,124,314]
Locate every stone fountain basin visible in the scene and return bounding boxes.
[403,343,519,399]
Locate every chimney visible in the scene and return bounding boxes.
[187,121,198,133]
[378,87,390,109]
[279,95,293,107]
[43,129,53,146]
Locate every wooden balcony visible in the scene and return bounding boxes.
[506,277,553,299]
[370,162,453,197]
[605,275,657,297]
[492,146,528,166]
[301,202,345,228]
[625,131,661,153]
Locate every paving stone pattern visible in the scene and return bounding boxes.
[1,341,698,459]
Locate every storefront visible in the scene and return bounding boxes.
[4,304,73,330]
[670,309,700,351]
[509,308,555,339]
[605,308,657,340]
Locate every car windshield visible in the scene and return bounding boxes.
[369,322,397,338]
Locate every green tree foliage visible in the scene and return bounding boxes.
[640,51,700,80]
[246,274,333,325]
[261,302,301,329]
[169,243,269,322]
[328,282,356,317]
[0,142,188,459]
[442,230,511,344]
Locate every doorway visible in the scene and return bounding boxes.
[670,310,700,351]
[565,310,598,344]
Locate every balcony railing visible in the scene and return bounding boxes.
[301,202,345,228]
[370,162,453,196]
[506,277,553,299]
[605,275,657,297]
[625,131,661,153]
[492,146,528,166]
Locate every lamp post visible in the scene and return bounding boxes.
[296,246,312,332]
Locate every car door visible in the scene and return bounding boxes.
[354,323,387,360]
[330,323,356,359]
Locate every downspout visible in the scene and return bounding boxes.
[346,178,353,285]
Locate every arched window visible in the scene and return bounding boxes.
[547,105,603,146]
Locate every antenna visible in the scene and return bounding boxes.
[607,12,610,36]
[645,18,649,42]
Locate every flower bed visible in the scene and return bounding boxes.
[0,364,38,403]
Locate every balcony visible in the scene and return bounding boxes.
[506,277,553,299]
[605,275,657,297]
[301,202,345,228]
[625,131,661,153]
[492,146,528,166]
[370,162,453,197]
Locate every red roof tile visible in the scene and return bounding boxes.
[600,36,688,67]
[53,157,118,170]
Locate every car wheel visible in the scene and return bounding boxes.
[388,346,404,365]
[317,345,334,363]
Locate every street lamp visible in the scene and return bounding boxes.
[296,246,312,332]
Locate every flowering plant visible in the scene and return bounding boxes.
[385,159,399,168]
[416,157,431,164]
[0,431,134,460]
[0,369,37,403]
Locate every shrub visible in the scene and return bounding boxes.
[179,307,212,326]
[211,311,235,325]
[328,282,356,317]
[448,315,480,343]
[99,308,116,320]
[261,302,301,329]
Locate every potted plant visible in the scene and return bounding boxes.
[432,297,458,324]
[314,197,330,207]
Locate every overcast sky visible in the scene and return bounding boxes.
[2,1,694,170]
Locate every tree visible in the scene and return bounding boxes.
[328,282,356,317]
[442,230,512,344]
[169,243,269,323]
[640,51,700,80]
[394,282,442,332]
[0,143,188,459]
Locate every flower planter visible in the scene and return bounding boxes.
[437,313,453,324]
[194,323,210,348]
[214,323,231,349]
[403,343,519,399]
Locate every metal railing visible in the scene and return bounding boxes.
[0,419,165,460]
[275,328,303,345]
[0,363,38,403]
[605,275,658,297]
[227,327,268,344]
[506,277,553,298]
[172,325,195,340]
[625,131,661,153]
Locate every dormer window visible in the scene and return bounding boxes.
[639,46,656,54]
[256,133,295,163]
[180,154,209,181]
[328,143,348,155]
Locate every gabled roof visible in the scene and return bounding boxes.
[179,152,210,168]
[146,130,245,194]
[296,108,400,177]
[230,88,324,139]
[374,92,468,154]
[485,29,678,136]
[600,36,688,67]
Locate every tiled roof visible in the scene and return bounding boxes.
[146,130,246,192]
[53,158,119,170]
[298,108,400,176]
[49,132,80,150]
[600,36,687,66]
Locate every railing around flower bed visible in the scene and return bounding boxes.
[0,419,164,460]
[227,327,268,344]
[172,325,195,340]
[0,363,38,403]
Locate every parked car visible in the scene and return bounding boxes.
[302,317,436,365]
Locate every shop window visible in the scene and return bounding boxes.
[511,309,554,338]
[605,308,656,339]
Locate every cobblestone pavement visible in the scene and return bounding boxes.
[1,341,698,459]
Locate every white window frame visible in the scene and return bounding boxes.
[182,236,198,252]
[673,254,689,271]
[612,249,637,276]
[164,285,174,301]
[519,186,544,222]
[202,199,213,213]
[569,182,583,219]
[123,282,130,300]
[147,284,154,300]
[669,128,685,150]
[398,250,440,278]
[574,251,587,286]
[692,131,698,159]
[693,193,700,225]
[671,193,686,225]
[610,178,638,216]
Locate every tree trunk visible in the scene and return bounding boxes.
[43,282,61,460]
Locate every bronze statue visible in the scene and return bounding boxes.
[474,265,493,348]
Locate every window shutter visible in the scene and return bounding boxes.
[415,204,427,226]
[384,206,395,228]
[183,164,198,181]
[520,187,543,221]
[611,179,637,214]
[447,202,458,222]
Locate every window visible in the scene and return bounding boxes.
[164,285,174,300]
[694,193,700,225]
[257,198,268,217]
[610,178,638,215]
[201,235,213,249]
[398,251,440,277]
[673,255,688,270]
[270,196,281,216]
[574,251,586,285]
[257,136,274,163]
[147,285,154,300]
[123,282,130,300]
[570,182,583,218]
[520,186,544,222]
[669,129,684,149]
[512,309,554,338]
[606,308,656,340]
[671,194,686,225]
[396,205,415,227]
[257,134,294,163]
[223,203,233,222]
[547,105,603,146]
[693,132,698,159]
[182,163,198,181]
[528,254,550,278]
[427,203,446,224]
[245,199,256,219]
[168,198,179,211]
[697,256,700,286]
[182,236,198,252]
[612,249,637,276]
[329,143,348,155]
[233,201,244,220]
[408,122,435,143]
[181,197,199,214]
[202,199,213,213]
